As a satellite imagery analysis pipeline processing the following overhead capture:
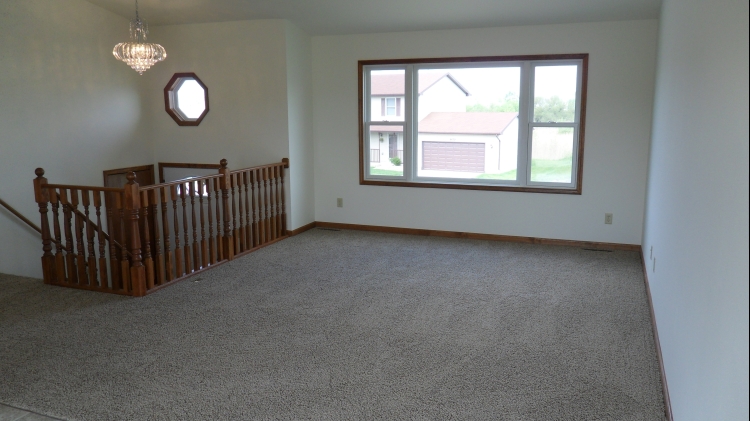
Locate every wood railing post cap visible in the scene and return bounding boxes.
[220,159,228,168]
[35,168,45,178]
[126,172,137,184]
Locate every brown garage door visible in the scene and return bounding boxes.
[422,142,485,172]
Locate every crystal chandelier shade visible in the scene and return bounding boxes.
[113,1,166,74]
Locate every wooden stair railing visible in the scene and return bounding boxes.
[33,158,290,296]
[0,197,42,234]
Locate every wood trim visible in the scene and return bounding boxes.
[640,249,674,421]
[311,221,640,251]
[144,258,230,295]
[287,221,316,236]
[359,54,591,66]
[158,162,222,183]
[360,180,582,194]
[103,165,155,188]
[358,53,588,195]
[164,73,210,127]
[0,197,42,234]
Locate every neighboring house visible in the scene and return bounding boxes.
[417,112,518,175]
[369,72,518,174]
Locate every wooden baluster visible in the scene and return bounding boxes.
[181,182,192,273]
[241,171,253,250]
[71,190,88,285]
[105,192,121,289]
[250,170,258,248]
[117,193,130,291]
[274,166,281,238]
[269,168,276,241]
[149,190,165,286]
[82,191,98,286]
[93,191,109,289]
[124,173,146,297]
[214,177,223,261]
[273,166,280,240]
[161,187,174,282]
[190,181,200,271]
[49,188,66,282]
[231,173,240,254]
[206,179,216,265]
[60,189,77,284]
[199,181,208,269]
[281,158,289,235]
[33,169,55,284]
[171,184,183,278]
[257,169,265,245]
[219,159,234,260]
[264,168,271,243]
[140,191,155,290]
[236,173,245,253]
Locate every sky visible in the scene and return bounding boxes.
[373,65,578,106]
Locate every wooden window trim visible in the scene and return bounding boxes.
[358,54,588,195]
[103,164,155,187]
[164,72,210,127]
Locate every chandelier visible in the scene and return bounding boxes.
[113,0,166,74]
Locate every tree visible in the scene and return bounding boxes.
[466,92,519,113]
[533,96,575,122]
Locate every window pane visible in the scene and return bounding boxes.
[368,125,404,176]
[416,67,520,180]
[529,127,574,183]
[533,65,577,123]
[370,70,405,122]
[176,79,206,119]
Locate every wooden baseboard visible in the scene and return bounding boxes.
[287,221,316,236]
[640,249,674,421]
[313,221,640,251]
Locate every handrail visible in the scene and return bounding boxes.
[158,162,221,183]
[33,158,290,297]
[140,173,224,191]
[229,159,290,174]
[44,184,124,193]
[0,197,42,234]
[71,208,131,257]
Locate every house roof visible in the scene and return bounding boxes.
[371,73,470,96]
[418,112,518,135]
[370,112,517,135]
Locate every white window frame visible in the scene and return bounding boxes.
[359,54,588,194]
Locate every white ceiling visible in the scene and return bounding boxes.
[85,0,661,35]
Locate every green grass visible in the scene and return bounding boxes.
[529,157,572,183]
[477,170,516,180]
[475,157,572,182]
[370,168,403,176]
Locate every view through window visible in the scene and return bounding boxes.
[360,55,587,193]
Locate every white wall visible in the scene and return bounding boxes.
[312,20,658,244]
[144,19,315,231]
[284,22,316,230]
[0,0,147,278]
[146,20,291,170]
[643,0,749,418]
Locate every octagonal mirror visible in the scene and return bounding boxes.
[164,73,209,126]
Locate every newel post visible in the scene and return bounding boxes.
[219,159,234,261]
[33,168,55,284]
[124,172,147,296]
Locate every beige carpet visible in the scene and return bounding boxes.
[0,228,666,420]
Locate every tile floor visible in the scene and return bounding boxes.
[0,404,62,421]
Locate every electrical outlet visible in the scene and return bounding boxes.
[336,198,343,208]
[604,213,613,225]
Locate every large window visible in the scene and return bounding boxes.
[359,54,588,193]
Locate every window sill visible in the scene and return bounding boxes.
[359,178,582,195]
